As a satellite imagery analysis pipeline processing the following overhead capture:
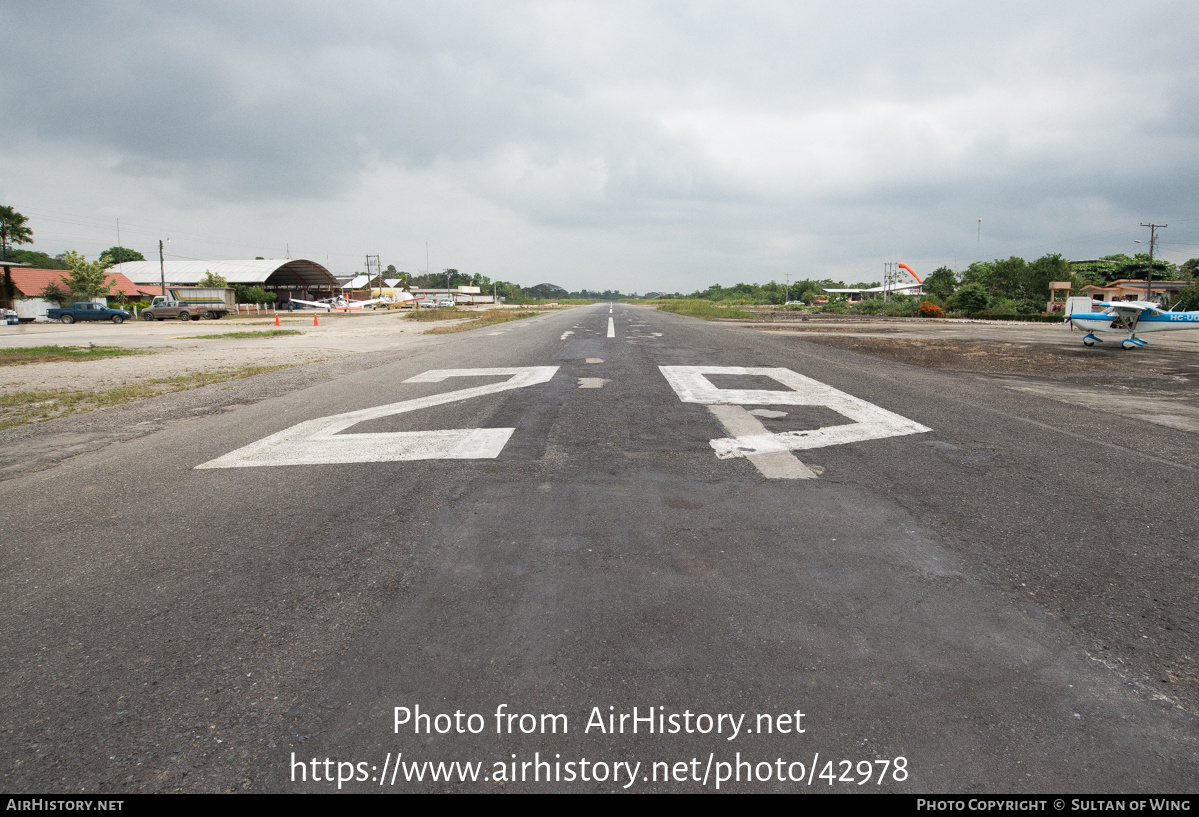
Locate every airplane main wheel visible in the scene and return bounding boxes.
[1121,339,1136,350]
[1083,337,1096,346]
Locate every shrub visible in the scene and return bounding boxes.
[1174,285,1199,312]
[918,301,943,318]
[949,283,988,315]
[986,296,1019,316]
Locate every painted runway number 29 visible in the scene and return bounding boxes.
[659,366,931,480]
[196,367,558,469]
[197,364,928,478]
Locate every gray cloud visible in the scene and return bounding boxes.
[2,1,1196,290]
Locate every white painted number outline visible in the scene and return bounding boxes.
[196,367,558,469]
[659,366,931,479]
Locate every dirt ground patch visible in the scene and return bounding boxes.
[800,335,1124,375]
[0,311,467,430]
[737,317,1199,380]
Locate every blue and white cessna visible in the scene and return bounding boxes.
[1069,301,1199,349]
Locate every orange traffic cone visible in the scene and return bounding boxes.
[274,313,280,326]
[313,313,319,327]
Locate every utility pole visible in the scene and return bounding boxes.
[159,239,168,297]
[365,254,380,298]
[976,217,982,261]
[1140,223,1166,302]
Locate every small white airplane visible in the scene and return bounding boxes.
[290,291,415,311]
[1069,300,1199,349]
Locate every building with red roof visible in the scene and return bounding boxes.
[7,268,148,320]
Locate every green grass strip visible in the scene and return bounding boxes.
[424,310,541,334]
[181,330,303,339]
[0,363,293,430]
[0,345,149,366]
[405,307,466,321]
[656,300,756,320]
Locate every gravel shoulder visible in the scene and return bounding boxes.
[0,310,468,479]
[0,311,439,395]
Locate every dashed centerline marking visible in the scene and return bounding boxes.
[607,318,615,338]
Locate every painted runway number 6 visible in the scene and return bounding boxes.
[659,366,930,479]
[197,367,558,469]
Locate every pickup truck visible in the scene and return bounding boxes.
[48,302,133,324]
[141,287,234,321]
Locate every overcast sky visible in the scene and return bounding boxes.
[2,1,1196,291]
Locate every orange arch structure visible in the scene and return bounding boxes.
[897,263,922,283]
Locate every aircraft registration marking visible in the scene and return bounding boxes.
[659,366,931,479]
[196,367,558,469]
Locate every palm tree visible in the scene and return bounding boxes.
[0,204,33,261]
[0,204,34,309]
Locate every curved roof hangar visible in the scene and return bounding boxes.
[110,259,338,289]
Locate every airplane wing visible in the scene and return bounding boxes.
[289,298,334,310]
[1101,301,1163,332]
[1101,301,1158,314]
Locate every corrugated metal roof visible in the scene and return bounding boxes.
[110,259,338,288]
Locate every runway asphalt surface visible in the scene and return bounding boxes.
[2,302,1197,793]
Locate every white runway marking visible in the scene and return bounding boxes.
[577,378,610,389]
[585,358,604,364]
[607,318,615,338]
[660,366,930,479]
[197,367,558,468]
[561,331,575,340]
[750,409,788,418]
[708,405,818,479]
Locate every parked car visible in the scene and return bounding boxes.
[437,298,455,307]
[140,300,213,321]
[47,302,133,324]
[143,287,234,320]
